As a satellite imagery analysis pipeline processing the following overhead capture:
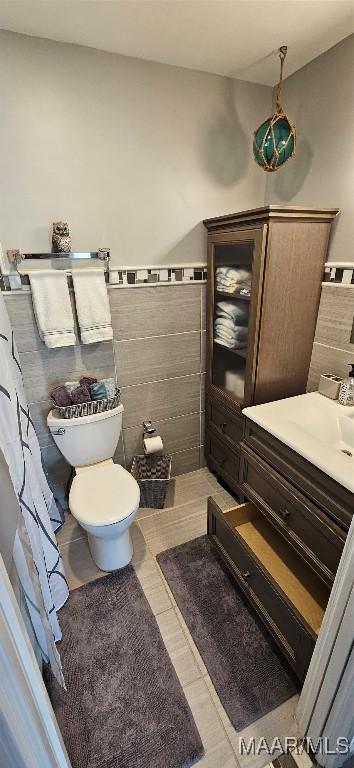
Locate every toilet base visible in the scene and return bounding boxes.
[87,528,133,571]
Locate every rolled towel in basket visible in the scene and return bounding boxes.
[100,377,116,398]
[50,385,72,407]
[91,381,109,401]
[80,376,97,388]
[71,384,91,404]
[65,380,80,395]
[90,377,117,401]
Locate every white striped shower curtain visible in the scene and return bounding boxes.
[0,292,69,685]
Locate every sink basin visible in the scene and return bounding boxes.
[243,392,354,493]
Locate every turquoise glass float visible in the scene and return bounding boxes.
[253,111,296,172]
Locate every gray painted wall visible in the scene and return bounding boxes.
[0,30,270,266]
[265,34,354,263]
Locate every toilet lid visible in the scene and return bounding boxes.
[69,464,140,527]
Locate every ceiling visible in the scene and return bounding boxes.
[0,0,353,86]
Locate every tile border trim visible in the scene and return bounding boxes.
[109,265,207,287]
[323,263,354,285]
[1,264,207,292]
[4,260,351,292]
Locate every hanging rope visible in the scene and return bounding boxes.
[253,43,296,172]
[275,45,287,114]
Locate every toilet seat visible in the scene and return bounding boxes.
[69,463,140,528]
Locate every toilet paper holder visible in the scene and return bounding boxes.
[142,421,164,455]
[143,420,156,437]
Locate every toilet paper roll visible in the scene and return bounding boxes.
[143,435,163,455]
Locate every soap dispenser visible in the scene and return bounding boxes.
[339,364,354,406]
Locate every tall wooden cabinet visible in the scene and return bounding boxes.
[204,206,339,495]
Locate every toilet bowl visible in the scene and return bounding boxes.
[47,404,141,571]
[70,461,140,570]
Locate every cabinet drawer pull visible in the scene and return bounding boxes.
[219,457,226,466]
[241,570,252,580]
[220,421,227,432]
[280,509,290,522]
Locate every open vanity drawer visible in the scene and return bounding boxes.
[207,498,330,681]
[240,445,346,587]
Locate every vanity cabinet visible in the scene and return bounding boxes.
[204,205,338,495]
[207,419,352,682]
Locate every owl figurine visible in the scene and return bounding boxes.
[52,221,72,253]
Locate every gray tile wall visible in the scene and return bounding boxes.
[111,284,206,475]
[307,284,354,391]
[4,283,206,508]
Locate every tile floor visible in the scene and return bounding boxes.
[57,467,303,768]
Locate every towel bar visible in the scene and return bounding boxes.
[7,248,110,270]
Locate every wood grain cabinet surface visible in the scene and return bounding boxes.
[203,205,350,682]
[203,205,339,491]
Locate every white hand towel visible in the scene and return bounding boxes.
[29,270,76,348]
[72,268,113,344]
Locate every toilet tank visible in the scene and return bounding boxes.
[47,404,124,467]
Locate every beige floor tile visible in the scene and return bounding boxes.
[133,557,172,616]
[204,674,299,768]
[156,608,201,688]
[164,468,215,508]
[136,505,165,521]
[60,537,104,590]
[135,467,212,522]
[56,512,85,547]
[155,559,178,606]
[183,677,240,768]
[60,522,149,591]
[292,750,314,768]
[136,467,213,521]
[210,489,238,511]
[199,467,224,491]
[130,521,151,565]
[138,496,208,555]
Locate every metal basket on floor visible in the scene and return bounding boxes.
[131,454,172,509]
[52,388,121,419]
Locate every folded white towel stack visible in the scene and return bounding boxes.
[29,270,76,348]
[72,268,113,344]
[216,266,252,296]
[214,299,249,350]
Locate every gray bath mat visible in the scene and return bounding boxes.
[157,536,299,731]
[44,568,204,768]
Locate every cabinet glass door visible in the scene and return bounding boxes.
[209,229,264,408]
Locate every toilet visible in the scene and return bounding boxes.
[47,404,140,571]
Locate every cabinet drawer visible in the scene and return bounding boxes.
[206,429,240,494]
[243,421,352,531]
[207,498,330,681]
[241,446,345,586]
[209,399,244,450]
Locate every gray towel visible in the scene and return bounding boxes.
[71,384,91,404]
[50,385,72,407]
[80,376,97,388]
